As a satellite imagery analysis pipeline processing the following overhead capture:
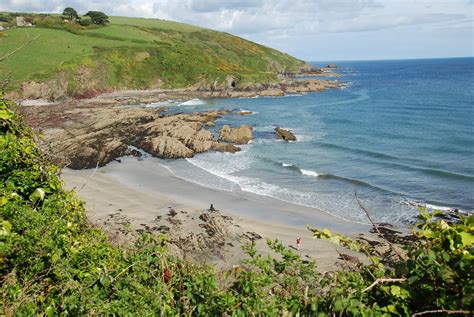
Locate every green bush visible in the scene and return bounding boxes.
[309,211,473,314]
[84,11,109,25]
[78,17,92,27]
[33,16,64,29]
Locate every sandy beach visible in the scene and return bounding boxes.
[61,156,371,272]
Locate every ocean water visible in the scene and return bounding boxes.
[145,57,474,224]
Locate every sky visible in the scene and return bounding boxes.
[1,0,473,61]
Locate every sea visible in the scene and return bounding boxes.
[140,57,474,225]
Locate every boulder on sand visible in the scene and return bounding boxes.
[275,127,297,142]
[219,125,253,144]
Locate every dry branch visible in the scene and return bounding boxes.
[355,190,406,260]
[412,309,471,316]
[363,278,406,292]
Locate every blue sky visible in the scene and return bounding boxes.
[1,0,472,61]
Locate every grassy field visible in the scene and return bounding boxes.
[0,14,305,99]
[109,16,203,32]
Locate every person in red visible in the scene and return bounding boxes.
[296,237,301,249]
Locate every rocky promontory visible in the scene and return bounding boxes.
[20,101,253,169]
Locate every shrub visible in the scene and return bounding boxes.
[78,17,92,27]
[84,11,109,25]
[309,211,474,314]
[34,16,64,29]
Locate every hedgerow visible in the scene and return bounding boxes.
[1,96,472,315]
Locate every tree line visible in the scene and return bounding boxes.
[62,7,109,26]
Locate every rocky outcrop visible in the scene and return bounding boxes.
[20,81,50,99]
[139,136,194,159]
[140,116,216,155]
[219,125,253,144]
[284,79,339,93]
[60,137,129,169]
[188,76,341,99]
[226,75,236,89]
[275,127,297,142]
[300,67,323,74]
[21,103,252,169]
[212,142,241,153]
[19,67,107,101]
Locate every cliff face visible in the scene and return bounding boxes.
[0,15,307,100]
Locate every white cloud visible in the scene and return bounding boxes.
[0,0,472,60]
[190,0,262,13]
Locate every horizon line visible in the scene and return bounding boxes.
[308,56,473,63]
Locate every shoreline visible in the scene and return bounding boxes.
[61,156,372,271]
[102,157,370,233]
[13,76,342,106]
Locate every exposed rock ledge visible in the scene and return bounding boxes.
[219,124,253,144]
[20,101,253,169]
[13,77,343,103]
[275,127,297,142]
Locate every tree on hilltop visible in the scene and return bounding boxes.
[84,11,109,25]
[62,7,78,21]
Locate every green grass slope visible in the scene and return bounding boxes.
[0,14,306,99]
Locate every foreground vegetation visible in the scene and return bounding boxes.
[0,11,305,99]
[1,95,473,315]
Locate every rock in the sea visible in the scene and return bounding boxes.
[212,142,241,153]
[128,148,143,157]
[275,127,297,142]
[219,124,253,144]
[139,136,194,159]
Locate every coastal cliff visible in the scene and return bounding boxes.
[0,14,314,100]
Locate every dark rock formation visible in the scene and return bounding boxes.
[226,75,236,89]
[275,127,297,142]
[212,142,241,153]
[219,125,253,144]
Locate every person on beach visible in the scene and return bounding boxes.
[209,204,216,212]
[296,237,301,249]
